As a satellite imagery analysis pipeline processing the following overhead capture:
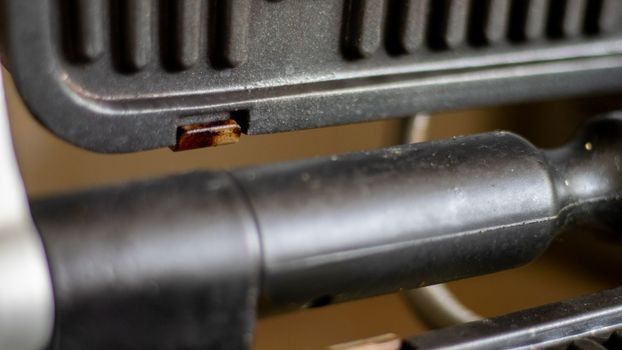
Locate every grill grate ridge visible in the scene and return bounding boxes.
[59,0,622,72]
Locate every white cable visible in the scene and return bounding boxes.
[402,284,481,328]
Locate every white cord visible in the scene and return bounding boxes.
[402,284,481,328]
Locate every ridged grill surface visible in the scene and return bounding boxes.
[61,0,252,72]
[4,0,621,152]
[60,0,622,73]
[349,0,621,57]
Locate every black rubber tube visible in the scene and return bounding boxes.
[30,114,622,350]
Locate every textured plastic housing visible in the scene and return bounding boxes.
[2,0,622,152]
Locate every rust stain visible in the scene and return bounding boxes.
[171,119,241,151]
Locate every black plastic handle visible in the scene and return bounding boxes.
[30,114,622,350]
